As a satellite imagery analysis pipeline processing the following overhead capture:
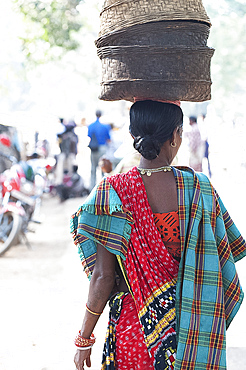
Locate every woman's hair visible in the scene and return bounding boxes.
[129,100,183,160]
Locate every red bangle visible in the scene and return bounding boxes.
[74,332,96,348]
[86,303,102,316]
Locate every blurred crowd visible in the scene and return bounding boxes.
[0,107,215,204]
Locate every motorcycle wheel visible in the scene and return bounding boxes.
[0,211,23,256]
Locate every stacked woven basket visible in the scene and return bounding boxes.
[95,0,215,102]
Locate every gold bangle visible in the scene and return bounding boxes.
[86,303,102,316]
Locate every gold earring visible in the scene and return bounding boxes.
[171,142,177,148]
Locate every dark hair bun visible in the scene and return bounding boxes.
[133,135,160,160]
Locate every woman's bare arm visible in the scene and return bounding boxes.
[74,243,115,369]
[80,243,115,336]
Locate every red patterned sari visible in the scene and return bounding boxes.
[101,168,180,369]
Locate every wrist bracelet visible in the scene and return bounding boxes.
[74,332,96,348]
[75,345,92,351]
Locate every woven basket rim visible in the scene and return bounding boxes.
[99,79,213,102]
[101,79,212,84]
[99,15,211,37]
[97,45,215,58]
[98,45,214,51]
[95,20,210,46]
[99,0,211,37]
[100,0,211,22]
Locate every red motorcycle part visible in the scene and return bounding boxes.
[0,202,25,217]
[0,134,11,147]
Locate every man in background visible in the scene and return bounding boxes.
[88,110,110,190]
[185,116,205,172]
[55,120,78,185]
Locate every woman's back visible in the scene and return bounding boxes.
[141,170,178,213]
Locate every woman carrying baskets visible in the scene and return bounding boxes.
[71,100,246,370]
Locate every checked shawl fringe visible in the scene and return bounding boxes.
[70,177,134,280]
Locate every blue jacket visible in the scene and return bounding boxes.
[88,119,110,145]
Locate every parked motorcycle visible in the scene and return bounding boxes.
[0,152,45,256]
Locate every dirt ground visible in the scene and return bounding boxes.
[0,194,108,370]
[0,166,246,370]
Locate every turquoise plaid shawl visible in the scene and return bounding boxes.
[71,166,246,370]
[173,167,245,370]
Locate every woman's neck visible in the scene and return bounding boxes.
[139,157,171,169]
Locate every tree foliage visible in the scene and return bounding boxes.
[13,0,84,65]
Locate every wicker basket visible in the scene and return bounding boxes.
[98,45,215,102]
[99,0,211,38]
[96,0,214,102]
[96,20,210,48]
[100,80,212,102]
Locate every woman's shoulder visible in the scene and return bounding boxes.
[107,166,138,183]
[74,176,125,218]
[173,166,213,193]
[173,166,210,181]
